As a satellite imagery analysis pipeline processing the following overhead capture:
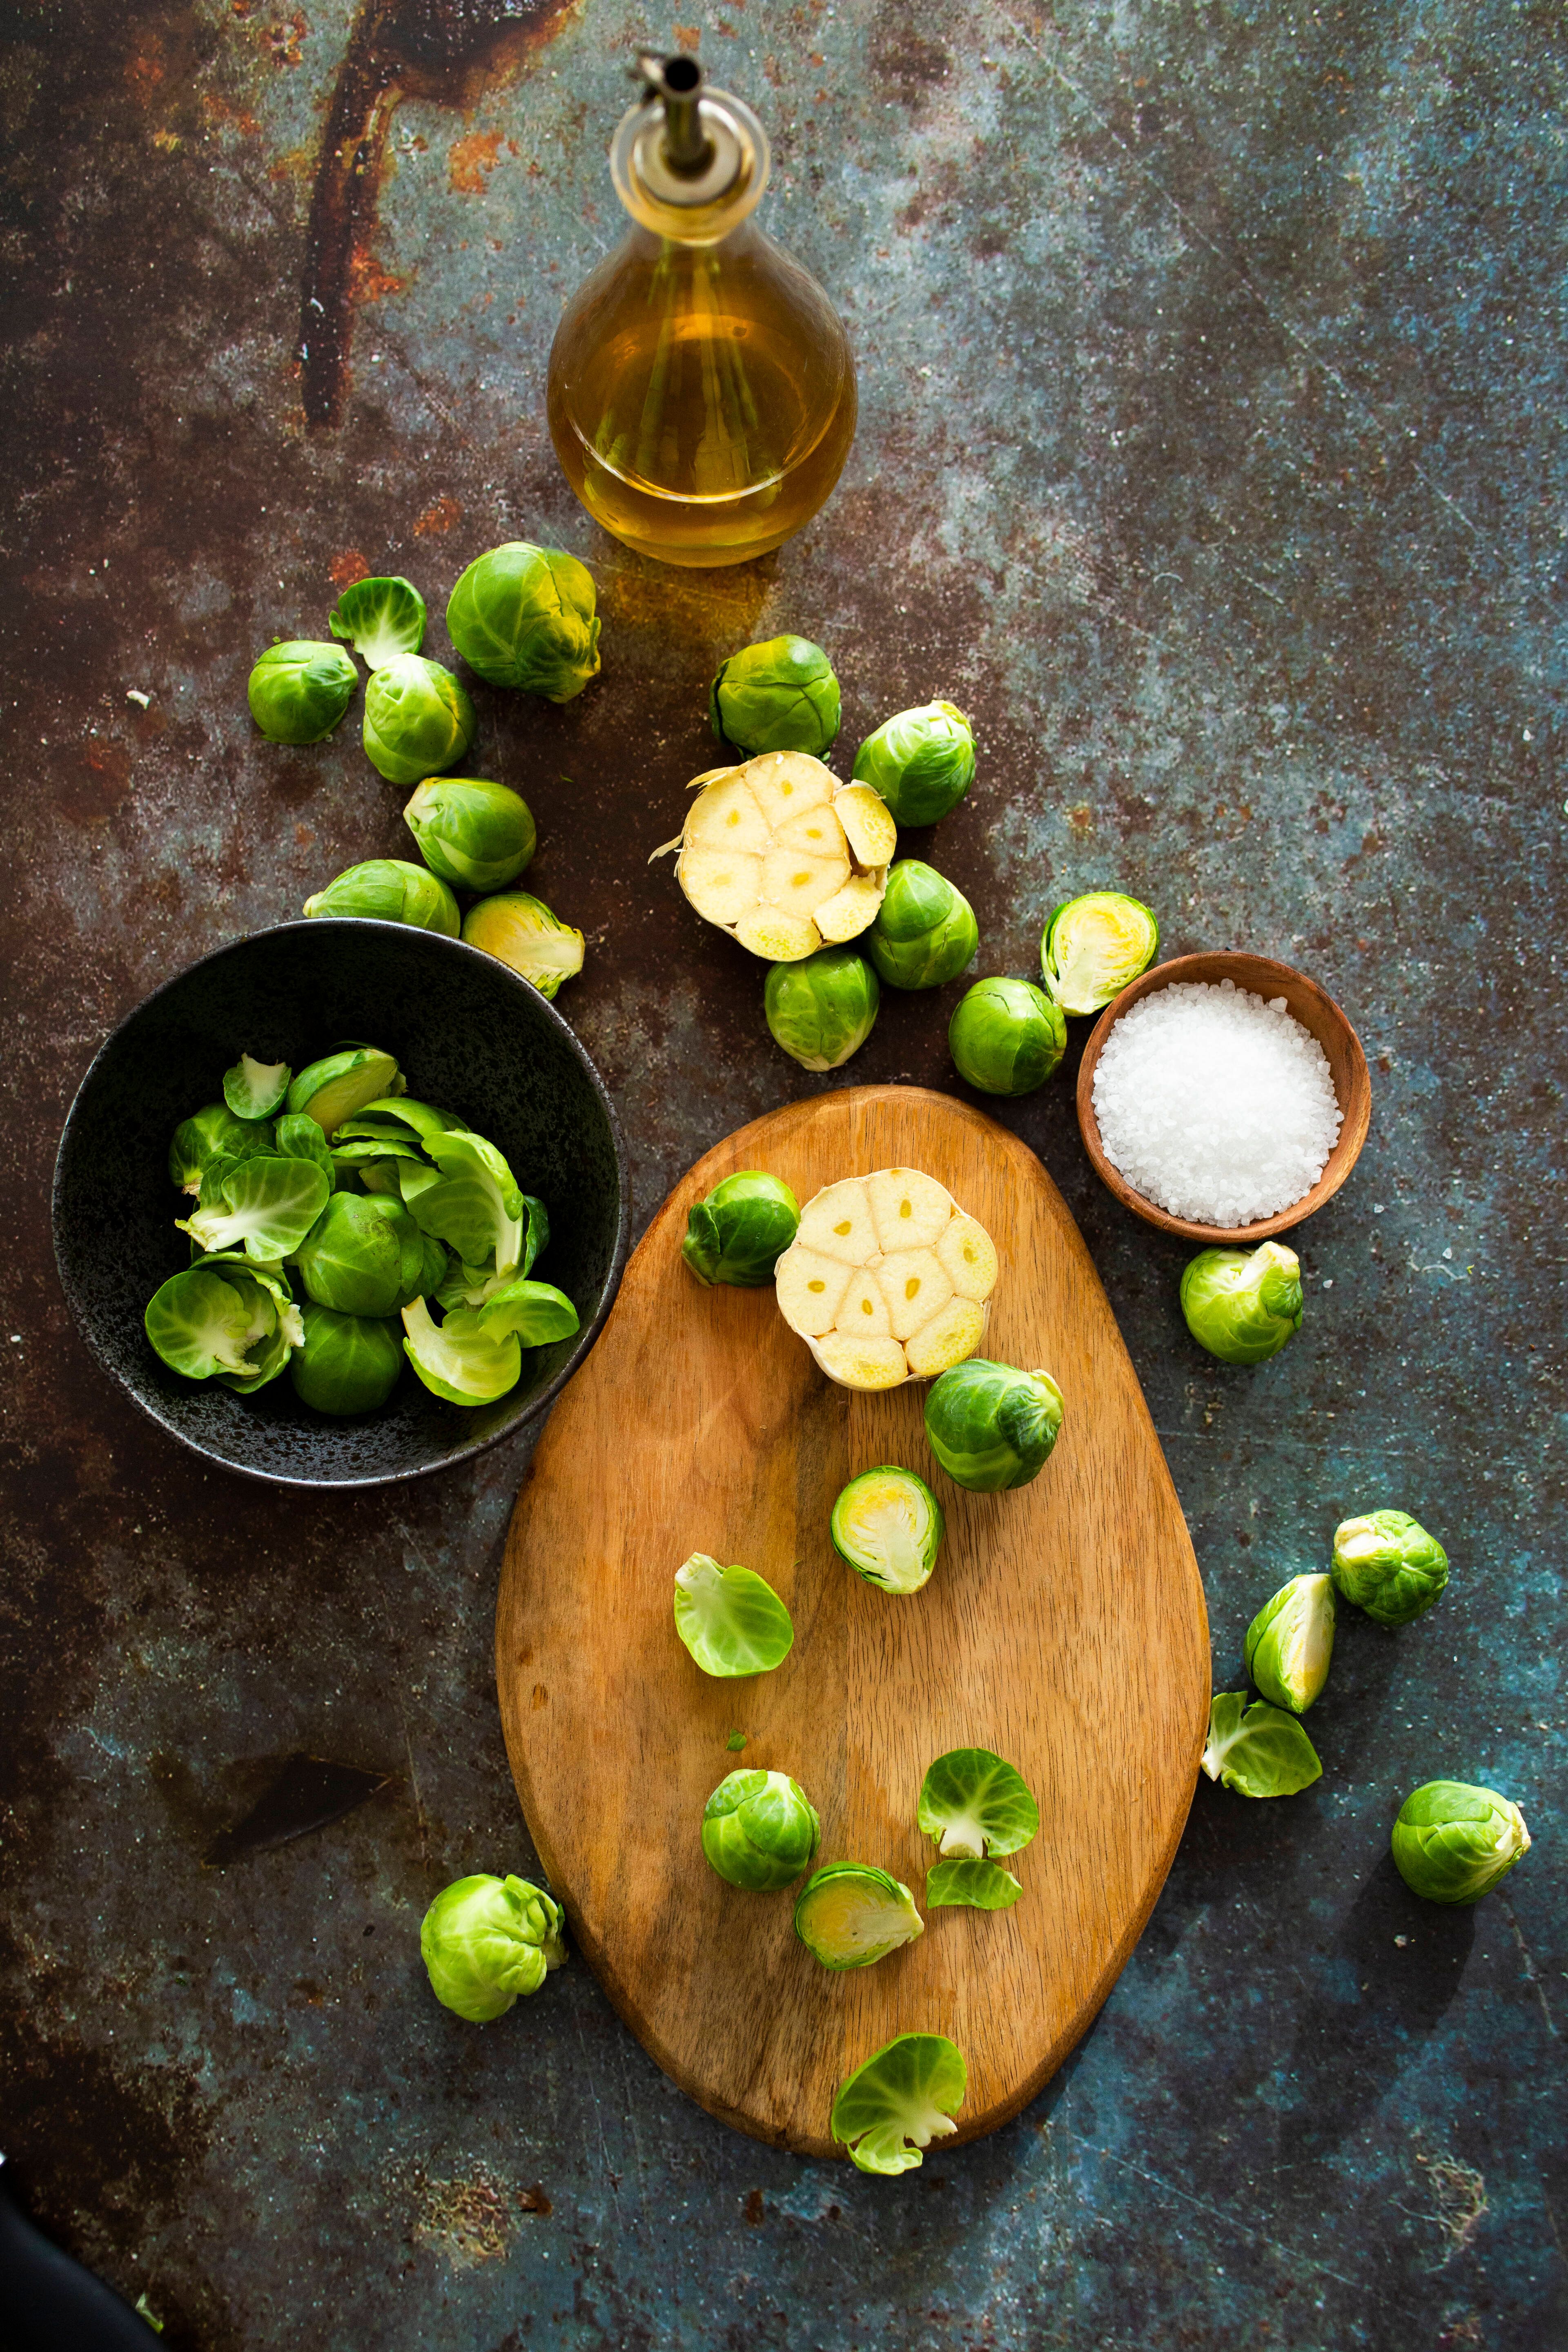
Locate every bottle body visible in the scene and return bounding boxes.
[548,221,857,568]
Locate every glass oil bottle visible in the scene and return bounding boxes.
[546,54,858,568]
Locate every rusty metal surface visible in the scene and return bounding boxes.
[1,2,1564,2346]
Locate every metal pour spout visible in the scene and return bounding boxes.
[635,51,714,176]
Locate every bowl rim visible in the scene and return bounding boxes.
[51,918,632,1490]
[1074,949,1371,1244]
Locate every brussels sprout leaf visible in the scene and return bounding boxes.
[1201,1693,1322,1797]
[673,1554,794,1678]
[177,1155,330,1262]
[222,1053,291,1121]
[830,2034,967,2176]
[925,1858,1022,1909]
[329,574,427,667]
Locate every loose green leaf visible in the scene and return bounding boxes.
[177,1155,330,1262]
[830,2033,967,2176]
[222,1052,291,1121]
[145,1265,276,1380]
[918,1748,1040,1858]
[925,1858,1022,1910]
[475,1278,579,1348]
[1200,1692,1322,1797]
[673,1554,794,1679]
[401,1299,521,1405]
[329,573,427,666]
[408,1128,526,1277]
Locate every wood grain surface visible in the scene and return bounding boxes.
[497,1086,1210,2158]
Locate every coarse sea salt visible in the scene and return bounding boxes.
[1092,979,1342,1225]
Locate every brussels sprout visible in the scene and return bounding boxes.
[1180,1243,1303,1365]
[474,1278,579,1348]
[177,1154,331,1261]
[303,858,461,936]
[776,1169,998,1391]
[918,1748,1039,1859]
[1245,1574,1335,1714]
[851,701,975,828]
[288,1301,405,1414]
[673,1554,795,1678]
[401,1299,521,1405]
[328,573,427,666]
[1391,1782,1531,1906]
[1200,1692,1322,1797]
[700,1768,820,1891]
[924,1359,1064,1492]
[222,1053,291,1122]
[271,1114,337,1183]
[830,1467,944,1595]
[294,1192,421,1316]
[419,1872,567,2022]
[793,1864,923,1970]
[1040,892,1160,1016]
[865,860,979,990]
[145,1264,278,1381]
[406,1127,525,1276]
[403,777,537,892]
[709,635,841,757]
[764,947,880,1071]
[363,654,475,786]
[658,751,895,962]
[461,892,585,1000]
[1331,1509,1450,1627]
[924,1858,1022,1909]
[446,542,600,700]
[682,1171,800,1288]
[287,1046,401,1137]
[949,976,1066,1096]
[168,1102,267,1195]
[247,639,359,745]
[830,2033,966,2176]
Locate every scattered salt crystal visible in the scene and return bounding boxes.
[1093,980,1343,1224]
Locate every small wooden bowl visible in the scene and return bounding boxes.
[1075,951,1371,1245]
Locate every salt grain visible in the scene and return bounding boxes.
[1093,979,1343,1225]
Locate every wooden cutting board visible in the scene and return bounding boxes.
[496,1086,1209,2158]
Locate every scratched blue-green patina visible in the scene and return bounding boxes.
[0,0,1562,2346]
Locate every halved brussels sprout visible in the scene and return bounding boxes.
[924,1359,1063,1492]
[247,639,358,745]
[400,1299,521,1405]
[289,1302,404,1414]
[403,777,537,892]
[830,1467,944,1595]
[1244,1574,1335,1713]
[793,1863,923,1970]
[445,542,600,701]
[774,1169,998,1391]
[474,1278,579,1348]
[362,654,475,786]
[709,635,840,758]
[924,1858,1022,1909]
[1180,1244,1303,1365]
[303,858,460,936]
[294,1192,422,1317]
[176,1154,330,1262]
[764,947,880,1071]
[701,1768,820,1891]
[673,1553,794,1678]
[461,892,585,1000]
[653,750,895,962]
[865,860,979,990]
[1331,1509,1449,1627]
[1040,892,1159,1015]
[419,1872,567,2021]
[222,1053,290,1122]
[1391,1782,1530,1906]
[682,1171,800,1288]
[287,1046,401,1137]
[949,976,1066,1096]
[328,573,427,666]
[851,702,974,828]
[918,1748,1039,1859]
[145,1264,278,1381]
[168,1102,267,1195]
[829,2033,966,2176]
[406,1128,525,1276]
[1200,1692,1322,1797]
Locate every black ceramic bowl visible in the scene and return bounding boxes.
[52,921,629,1489]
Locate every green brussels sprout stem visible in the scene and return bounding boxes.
[247,640,359,745]
[851,702,975,828]
[1331,1509,1449,1626]
[793,1864,924,1970]
[328,574,427,667]
[303,858,460,936]
[445,542,601,701]
[866,860,979,990]
[682,1171,800,1287]
[673,1554,794,1678]
[924,1858,1022,1909]
[830,1466,944,1595]
[764,947,880,1071]
[362,654,476,786]
[1040,891,1159,1016]
[1180,1243,1303,1365]
[1390,1782,1530,1905]
[1244,1574,1336,1713]
[462,892,585,1000]
[419,1873,567,2022]
[924,1360,1064,1492]
[829,2033,967,2176]
[701,1768,820,1891]
[403,777,537,892]
[918,1747,1040,1858]
[709,635,841,757]
[1200,1692,1322,1797]
[949,976,1065,1095]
